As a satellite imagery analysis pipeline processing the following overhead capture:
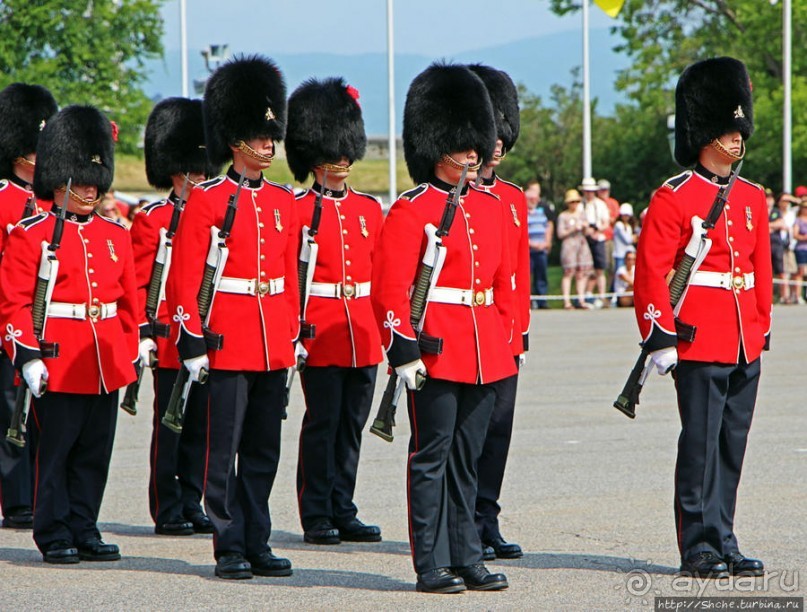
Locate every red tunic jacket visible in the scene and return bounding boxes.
[166,168,299,371]
[296,185,384,368]
[0,177,45,257]
[634,166,772,364]
[479,174,531,355]
[0,209,139,394]
[129,193,185,369]
[371,180,516,385]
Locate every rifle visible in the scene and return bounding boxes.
[614,159,744,419]
[120,175,190,415]
[283,171,328,409]
[6,180,70,447]
[370,164,469,442]
[162,168,246,433]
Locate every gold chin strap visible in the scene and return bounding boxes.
[68,188,101,208]
[237,140,275,164]
[440,154,482,172]
[492,148,507,162]
[14,156,35,168]
[710,138,745,161]
[317,162,353,175]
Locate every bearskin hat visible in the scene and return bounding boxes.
[285,78,367,183]
[674,57,754,167]
[403,62,496,185]
[467,64,520,153]
[33,105,114,201]
[203,54,287,166]
[145,97,219,190]
[0,83,58,180]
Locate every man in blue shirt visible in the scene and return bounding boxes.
[525,180,555,309]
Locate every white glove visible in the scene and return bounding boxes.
[183,354,209,383]
[294,342,308,362]
[138,338,157,367]
[650,347,678,375]
[518,353,527,369]
[22,359,48,397]
[395,359,427,390]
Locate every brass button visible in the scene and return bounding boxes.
[91,282,98,288]
[725,205,730,210]
[257,281,270,295]
[475,279,481,285]
[258,222,264,228]
[474,291,485,306]
[735,267,741,272]
[472,245,478,251]
[346,275,352,281]
[260,255,265,260]
[87,253,93,258]
[475,261,480,267]
[340,215,346,220]
[469,228,475,234]
[260,271,266,277]
[256,207,262,212]
[465,213,471,219]
[88,268,95,274]
[727,220,733,226]
[343,283,355,298]
[346,260,351,266]
[344,244,350,250]
[87,305,100,319]
[732,276,744,289]
[734,251,739,257]
[729,237,734,242]
[92,297,100,304]
[343,229,348,235]
[84,239,90,244]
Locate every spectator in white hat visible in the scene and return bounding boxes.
[579,177,610,307]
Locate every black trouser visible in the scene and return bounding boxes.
[475,367,518,542]
[673,357,761,561]
[149,367,209,526]
[297,365,377,530]
[30,390,117,553]
[530,250,549,307]
[406,377,495,575]
[205,369,285,560]
[0,354,36,516]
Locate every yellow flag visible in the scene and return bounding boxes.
[594,0,625,18]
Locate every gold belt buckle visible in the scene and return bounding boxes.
[257,281,270,296]
[87,304,101,320]
[732,275,745,290]
[343,283,355,298]
[474,290,486,306]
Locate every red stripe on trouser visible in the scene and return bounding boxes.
[406,389,418,570]
[150,370,161,521]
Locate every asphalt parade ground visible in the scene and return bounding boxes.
[1,306,804,610]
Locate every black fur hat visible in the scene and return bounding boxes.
[203,54,287,166]
[0,83,58,180]
[285,78,367,183]
[145,97,218,190]
[403,62,496,185]
[674,57,754,167]
[33,105,114,201]
[467,64,520,153]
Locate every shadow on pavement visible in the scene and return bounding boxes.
[268,529,411,556]
[501,552,677,575]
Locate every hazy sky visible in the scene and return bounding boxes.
[162,0,615,56]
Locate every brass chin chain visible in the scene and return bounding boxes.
[493,149,507,162]
[440,154,481,172]
[317,162,352,175]
[68,189,101,208]
[14,156,35,168]
[237,140,275,164]
[710,138,745,161]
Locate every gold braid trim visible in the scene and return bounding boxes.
[317,162,352,175]
[14,156,35,168]
[709,138,745,162]
[440,154,482,172]
[68,189,101,208]
[237,140,275,164]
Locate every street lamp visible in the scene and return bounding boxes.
[194,44,230,95]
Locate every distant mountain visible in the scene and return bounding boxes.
[143,28,630,135]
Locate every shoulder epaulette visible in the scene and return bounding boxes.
[141,199,170,215]
[0,180,8,192]
[349,187,382,206]
[737,177,763,191]
[18,212,48,230]
[199,176,225,191]
[471,184,501,201]
[96,214,128,230]
[663,170,693,192]
[399,184,428,202]
[264,179,293,193]
[294,189,310,201]
[496,177,524,193]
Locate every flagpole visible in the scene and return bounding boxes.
[180,0,188,97]
[582,0,592,179]
[386,0,397,206]
[782,0,792,192]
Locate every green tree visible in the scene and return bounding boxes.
[547,0,807,193]
[0,0,164,155]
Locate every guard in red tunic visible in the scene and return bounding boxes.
[634,57,771,579]
[0,105,139,564]
[469,64,529,561]
[166,55,298,580]
[372,63,515,594]
[131,98,217,537]
[0,83,57,530]
[285,78,384,546]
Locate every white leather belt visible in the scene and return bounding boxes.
[430,287,494,307]
[309,281,371,299]
[690,271,755,291]
[218,276,285,296]
[48,301,117,320]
